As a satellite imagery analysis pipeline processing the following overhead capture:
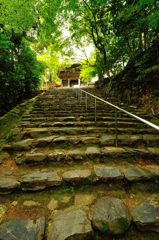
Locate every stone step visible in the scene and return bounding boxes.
[22,116,77,122]
[30,101,146,110]
[29,110,151,119]
[19,127,157,138]
[30,106,151,116]
[30,108,116,113]
[32,106,151,117]
[30,134,159,147]
[8,133,159,148]
[32,105,147,114]
[31,98,151,111]
[1,88,159,240]
[19,120,146,129]
[21,115,140,122]
[5,145,158,164]
[0,163,159,193]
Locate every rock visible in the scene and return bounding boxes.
[11,201,18,206]
[47,198,58,211]
[23,200,40,207]
[48,208,93,240]
[53,122,66,127]
[0,217,45,240]
[4,139,34,151]
[60,196,72,207]
[53,136,72,144]
[28,128,51,138]
[86,147,101,155]
[4,171,13,176]
[92,197,131,235]
[102,147,126,156]
[18,153,47,164]
[11,128,21,137]
[0,205,7,223]
[63,116,76,121]
[0,152,9,163]
[131,196,159,232]
[94,165,123,181]
[68,149,84,161]
[21,171,62,191]
[148,147,159,155]
[75,194,96,207]
[82,137,99,144]
[153,168,159,177]
[100,135,114,146]
[62,169,92,183]
[0,177,20,193]
[48,150,65,162]
[123,167,155,181]
[35,136,54,147]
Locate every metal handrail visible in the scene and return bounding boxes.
[77,88,159,131]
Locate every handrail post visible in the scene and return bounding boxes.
[78,88,80,100]
[86,92,87,112]
[80,90,82,102]
[115,109,118,147]
[76,88,78,98]
[95,98,97,122]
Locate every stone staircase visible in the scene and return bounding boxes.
[0,88,159,239]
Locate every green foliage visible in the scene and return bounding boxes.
[80,66,97,82]
[37,44,61,84]
[0,28,44,114]
[0,0,41,33]
[80,54,97,82]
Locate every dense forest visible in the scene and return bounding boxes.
[0,0,159,115]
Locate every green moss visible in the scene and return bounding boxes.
[94,233,101,240]
[0,113,19,150]
[101,223,110,234]
[155,177,159,186]
[0,190,52,206]
[117,217,131,233]
[54,186,75,201]
[0,95,40,150]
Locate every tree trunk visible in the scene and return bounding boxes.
[139,32,143,51]
[143,31,147,50]
[11,29,14,71]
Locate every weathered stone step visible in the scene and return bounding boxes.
[8,133,159,148]
[0,164,159,193]
[31,100,147,110]
[34,107,146,117]
[22,116,77,122]
[6,145,158,164]
[30,108,117,114]
[32,105,152,117]
[34,95,148,111]
[32,134,159,147]
[21,115,139,123]
[19,120,145,129]
[31,106,151,117]
[1,88,158,240]
[19,127,157,138]
[29,110,151,120]
[29,105,152,114]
